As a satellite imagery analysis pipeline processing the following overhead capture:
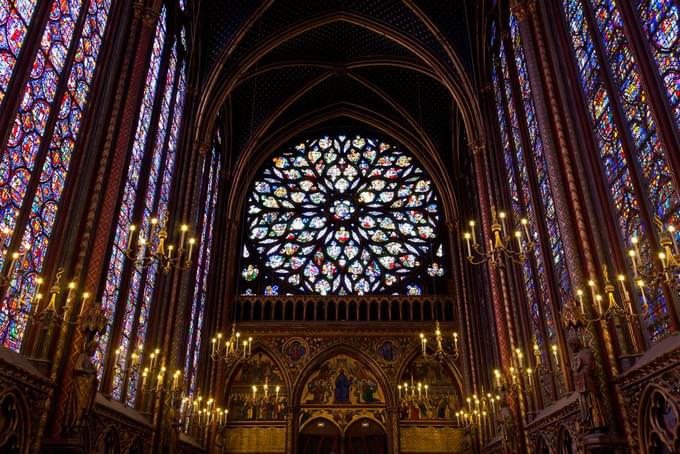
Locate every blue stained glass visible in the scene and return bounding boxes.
[97,7,167,384]
[563,0,671,340]
[497,39,557,342]
[510,14,573,307]
[0,0,112,350]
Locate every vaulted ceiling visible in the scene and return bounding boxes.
[195,0,490,207]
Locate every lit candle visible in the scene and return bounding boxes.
[577,289,585,315]
[149,352,156,371]
[81,292,90,307]
[595,294,604,316]
[211,337,216,355]
[588,280,596,304]
[417,382,422,398]
[264,383,269,398]
[526,368,533,388]
[617,274,629,301]
[115,347,121,365]
[494,369,501,388]
[631,236,641,258]
[137,236,146,261]
[456,412,460,426]
[168,245,174,260]
[142,369,148,386]
[187,238,196,261]
[551,345,559,367]
[420,333,426,356]
[248,337,252,355]
[659,251,668,270]
[499,212,507,236]
[127,225,136,250]
[8,251,19,273]
[669,225,679,256]
[398,385,402,400]
[179,224,188,250]
[173,370,181,389]
[515,231,523,253]
[276,385,280,400]
[469,220,476,244]
[216,333,222,353]
[521,218,530,240]
[637,280,648,308]
[235,332,240,353]
[453,332,459,351]
[242,340,248,358]
[464,232,472,257]
[252,385,257,400]
[628,249,639,277]
[424,384,429,399]
[533,343,541,367]
[515,348,523,368]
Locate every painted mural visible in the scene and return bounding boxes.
[398,355,460,420]
[302,354,385,405]
[228,351,287,421]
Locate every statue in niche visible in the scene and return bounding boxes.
[498,397,518,453]
[65,337,98,432]
[567,331,606,432]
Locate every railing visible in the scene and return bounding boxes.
[232,295,456,322]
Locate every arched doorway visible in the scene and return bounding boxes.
[298,418,341,454]
[346,418,387,454]
[298,417,388,454]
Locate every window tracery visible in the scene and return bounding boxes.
[240,135,445,296]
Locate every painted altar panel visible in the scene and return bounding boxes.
[228,351,288,421]
[399,355,461,420]
[301,354,385,405]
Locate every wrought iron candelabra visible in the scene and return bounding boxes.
[463,207,533,268]
[124,211,196,273]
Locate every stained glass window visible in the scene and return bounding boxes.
[186,148,220,396]
[494,36,557,347]
[0,0,38,105]
[510,15,573,308]
[0,0,112,350]
[240,135,444,296]
[635,0,680,128]
[562,0,679,340]
[96,7,167,388]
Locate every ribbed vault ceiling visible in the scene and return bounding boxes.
[198,0,486,201]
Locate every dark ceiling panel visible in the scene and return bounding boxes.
[228,65,330,157]
[258,21,418,64]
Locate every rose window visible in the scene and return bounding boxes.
[240,135,444,295]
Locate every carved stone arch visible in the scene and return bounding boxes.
[126,436,144,454]
[0,388,31,454]
[293,344,392,407]
[224,341,293,397]
[222,342,292,423]
[557,425,576,454]
[534,434,551,454]
[396,347,463,391]
[639,383,680,454]
[299,415,343,435]
[225,105,460,226]
[93,425,120,454]
[195,12,485,150]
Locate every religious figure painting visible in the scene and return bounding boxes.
[302,354,384,406]
[228,351,287,421]
[283,338,308,363]
[376,339,398,363]
[398,355,460,421]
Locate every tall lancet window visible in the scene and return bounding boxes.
[0,0,113,351]
[562,0,680,341]
[97,5,189,405]
[0,0,38,104]
[634,0,679,128]
[239,134,446,296]
[490,23,564,360]
[185,147,221,396]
